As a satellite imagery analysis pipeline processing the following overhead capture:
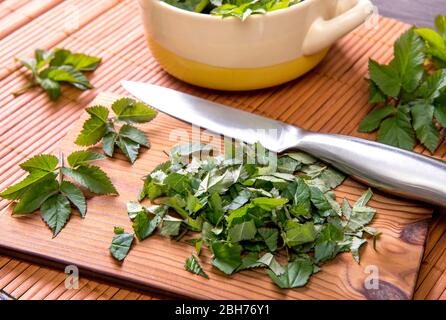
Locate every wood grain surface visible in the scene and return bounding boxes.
[0,0,445,300]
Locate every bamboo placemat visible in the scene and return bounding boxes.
[0,0,445,300]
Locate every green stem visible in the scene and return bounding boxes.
[11,81,36,97]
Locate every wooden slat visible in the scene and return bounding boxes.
[0,0,445,299]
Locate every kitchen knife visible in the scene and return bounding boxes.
[122,81,446,207]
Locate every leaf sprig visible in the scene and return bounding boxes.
[75,98,158,163]
[0,151,118,237]
[116,142,379,288]
[14,48,101,101]
[359,16,446,153]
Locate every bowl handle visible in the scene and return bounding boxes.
[303,0,374,55]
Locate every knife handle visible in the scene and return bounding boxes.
[295,131,446,207]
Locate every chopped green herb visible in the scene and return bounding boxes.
[110,227,134,261]
[185,253,209,279]
[126,142,379,288]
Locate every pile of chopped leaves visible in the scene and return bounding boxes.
[114,143,380,289]
[163,0,303,21]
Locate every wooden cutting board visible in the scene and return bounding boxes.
[0,91,433,300]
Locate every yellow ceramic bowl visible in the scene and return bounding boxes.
[138,0,373,91]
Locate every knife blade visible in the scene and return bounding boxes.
[122,81,446,207]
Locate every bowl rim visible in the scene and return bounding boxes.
[155,0,316,21]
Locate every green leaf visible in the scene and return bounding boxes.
[164,172,191,194]
[20,154,58,173]
[211,241,242,275]
[86,106,109,123]
[392,29,425,92]
[258,228,278,252]
[116,136,140,163]
[67,150,105,168]
[257,253,285,276]
[160,215,183,236]
[103,132,118,157]
[37,77,61,101]
[228,219,257,242]
[377,106,416,150]
[345,206,376,233]
[185,253,209,279]
[267,259,314,289]
[40,194,72,237]
[354,188,373,207]
[63,53,102,71]
[435,15,446,41]
[309,187,332,214]
[411,103,440,153]
[368,80,387,104]
[368,59,401,98]
[60,181,86,217]
[314,241,337,263]
[434,103,446,128]
[114,226,125,234]
[13,178,59,214]
[284,221,316,247]
[358,105,395,133]
[45,66,92,89]
[417,69,446,101]
[110,230,134,261]
[0,171,56,200]
[61,165,118,195]
[119,125,149,147]
[112,98,158,123]
[350,237,367,263]
[75,115,107,146]
[132,211,162,241]
[251,197,288,211]
[285,152,317,164]
[415,27,446,62]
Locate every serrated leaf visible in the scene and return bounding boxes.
[116,136,140,163]
[67,150,105,168]
[75,116,107,146]
[110,230,134,261]
[61,165,118,195]
[377,107,416,150]
[358,105,395,133]
[46,65,92,89]
[119,124,149,147]
[354,188,373,207]
[112,98,157,123]
[434,103,446,128]
[86,106,109,123]
[392,29,425,92]
[369,59,401,98]
[228,219,257,242]
[417,69,446,101]
[63,53,102,71]
[37,77,61,101]
[185,253,209,279]
[345,206,376,233]
[257,253,285,276]
[0,171,56,200]
[160,215,183,236]
[132,211,162,241]
[411,103,440,153]
[284,221,316,247]
[211,241,242,275]
[60,181,86,217]
[13,178,59,214]
[40,194,71,237]
[103,132,118,157]
[351,237,367,264]
[267,259,313,289]
[258,228,278,252]
[368,80,387,104]
[20,154,59,173]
